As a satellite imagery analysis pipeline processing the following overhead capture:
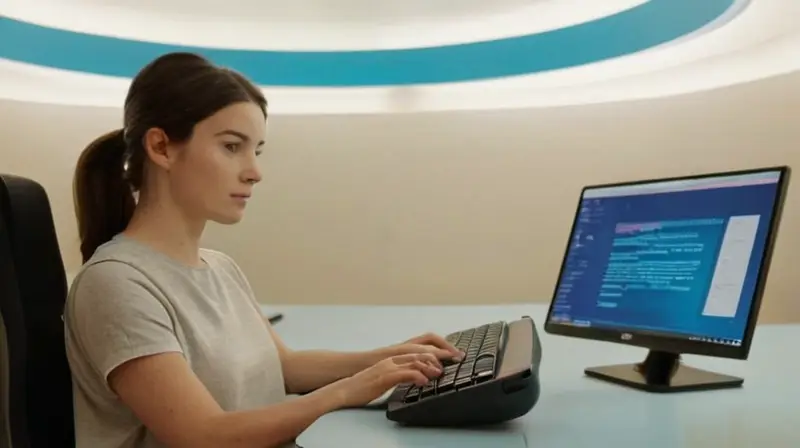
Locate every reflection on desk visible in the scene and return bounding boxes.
[262,304,799,448]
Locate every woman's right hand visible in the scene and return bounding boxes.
[330,353,442,408]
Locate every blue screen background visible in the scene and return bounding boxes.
[548,180,780,342]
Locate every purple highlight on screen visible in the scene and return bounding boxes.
[615,222,663,234]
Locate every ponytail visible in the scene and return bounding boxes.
[72,129,136,263]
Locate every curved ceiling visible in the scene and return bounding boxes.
[1,0,649,50]
[0,0,738,86]
[1,0,798,114]
[65,0,543,23]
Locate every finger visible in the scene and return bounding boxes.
[384,369,430,387]
[389,353,429,365]
[407,360,442,378]
[386,360,439,384]
[414,351,443,368]
[415,332,451,349]
[395,361,436,378]
[390,352,441,367]
[428,347,462,362]
[427,334,463,358]
[415,333,463,359]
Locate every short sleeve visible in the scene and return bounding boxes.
[65,260,184,392]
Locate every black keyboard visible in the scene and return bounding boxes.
[402,321,505,402]
[386,316,542,427]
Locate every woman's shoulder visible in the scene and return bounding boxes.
[65,254,168,335]
[200,247,244,276]
[68,235,181,308]
[72,237,155,288]
[70,237,254,299]
[67,254,156,312]
[200,248,258,298]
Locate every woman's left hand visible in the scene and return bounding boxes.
[387,332,464,364]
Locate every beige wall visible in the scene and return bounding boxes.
[1,72,798,323]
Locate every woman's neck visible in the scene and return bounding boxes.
[123,198,207,268]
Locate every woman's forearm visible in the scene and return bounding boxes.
[199,386,342,448]
[282,348,394,394]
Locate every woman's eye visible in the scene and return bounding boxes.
[224,142,240,152]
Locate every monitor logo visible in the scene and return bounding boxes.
[621,333,633,341]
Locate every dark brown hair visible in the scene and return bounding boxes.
[73,52,266,263]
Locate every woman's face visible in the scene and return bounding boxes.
[166,101,267,225]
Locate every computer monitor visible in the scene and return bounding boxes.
[544,166,791,393]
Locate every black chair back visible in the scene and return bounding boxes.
[0,174,74,447]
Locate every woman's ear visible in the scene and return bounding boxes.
[142,127,173,171]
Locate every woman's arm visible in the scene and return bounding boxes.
[110,351,342,448]
[265,324,461,394]
[280,348,395,394]
[111,349,441,448]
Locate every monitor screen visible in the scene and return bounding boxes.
[547,169,784,347]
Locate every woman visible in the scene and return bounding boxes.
[64,52,462,448]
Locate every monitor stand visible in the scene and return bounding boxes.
[584,349,743,393]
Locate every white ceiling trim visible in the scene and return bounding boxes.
[66,0,546,23]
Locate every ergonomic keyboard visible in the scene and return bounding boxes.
[385,316,543,426]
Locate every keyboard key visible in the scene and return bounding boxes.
[437,366,458,388]
[436,380,455,394]
[441,357,460,367]
[473,370,494,383]
[442,364,459,375]
[420,382,436,399]
[438,370,457,383]
[394,384,412,397]
[474,355,495,375]
[453,361,475,388]
[404,386,420,402]
[454,375,473,389]
[478,343,496,357]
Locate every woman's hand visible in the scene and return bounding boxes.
[329,353,443,408]
[389,332,464,363]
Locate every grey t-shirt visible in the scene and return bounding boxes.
[64,234,292,447]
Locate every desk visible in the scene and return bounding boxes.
[263,304,799,447]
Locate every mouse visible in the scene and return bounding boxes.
[363,386,397,409]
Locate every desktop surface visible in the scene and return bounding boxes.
[265,303,799,447]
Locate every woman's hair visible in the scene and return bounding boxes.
[73,52,267,263]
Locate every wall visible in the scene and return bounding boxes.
[0,71,797,323]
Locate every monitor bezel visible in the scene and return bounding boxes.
[543,166,791,360]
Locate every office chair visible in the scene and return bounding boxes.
[0,174,74,447]
[1,312,10,448]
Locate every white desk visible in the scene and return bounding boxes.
[264,304,799,447]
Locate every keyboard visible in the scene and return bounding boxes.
[406,321,504,401]
[385,316,543,427]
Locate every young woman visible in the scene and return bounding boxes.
[64,52,463,448]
